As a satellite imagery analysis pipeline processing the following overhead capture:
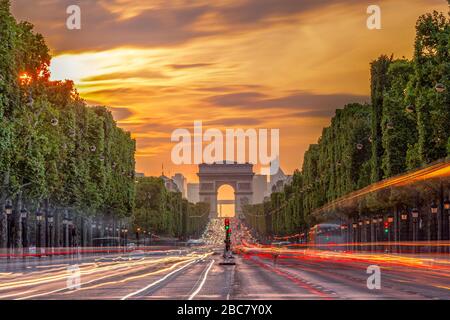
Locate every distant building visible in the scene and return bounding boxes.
[252,175,267,204]
[172,173,187,198]
[187,183,200,204]
[268,167,292,194]
[160,175,180,193]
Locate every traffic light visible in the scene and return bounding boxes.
[384,221,389,234]
[225,218,230,230]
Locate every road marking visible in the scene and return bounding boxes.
[121,259,198,300]
[188,260,215,300]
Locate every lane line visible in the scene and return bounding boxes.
[121,259,198,300]
[188,260,215,300]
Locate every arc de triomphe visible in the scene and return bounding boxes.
[197,162,254,218]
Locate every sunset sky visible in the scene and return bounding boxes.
[11,0,449,183]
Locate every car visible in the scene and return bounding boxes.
[272,241,291,247]
[128,250,145,260]
[186,239,205,246]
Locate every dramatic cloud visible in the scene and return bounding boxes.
[10,0,448,181]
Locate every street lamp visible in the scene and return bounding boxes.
[443,199,450,211]
[136,227,141,248]
[411,208,419,243]
[47,212,54,250]
[431,203,438,214]
[405,104,415,113]
[5,199,13,215]
[36,209,44,254]
[401,213,408,221]
[435,83,446,93]
[20,208,28,249]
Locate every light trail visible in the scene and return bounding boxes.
[313,159,450,216]
[188,260,215,300]
[0,255,196,293]
[64,256,204,293]
[121,258,201,300]
[16,255,204,300]
[236,242,450,273]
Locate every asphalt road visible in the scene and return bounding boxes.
[0,247,449,300]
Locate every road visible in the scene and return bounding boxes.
[0,246,449,300]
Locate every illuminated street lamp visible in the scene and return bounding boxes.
[444,198,450,211]
[372,218,378,224]
[387,216,394,223]
[430,203,438,214]
[401,213,408,221]
[435,83,446,93]
[405,104,415,113]
[47,212,54,249]
[51,118,59,126]
[365,220,370,225]
[411,208,419,219]
[36,209,44,253]
[20,208,28,249]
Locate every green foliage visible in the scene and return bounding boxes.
[370,55,392,183]
[410,11,450,165]
[134,177,209,238]
[244,6,450,238]
[0,0,136,225]
[381,59,415,178]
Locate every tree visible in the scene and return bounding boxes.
[370,55,392,183]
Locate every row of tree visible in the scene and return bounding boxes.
[243,7,450,239]
[133,177,209,240]
[0,0,136,248]
[0,1,209,249]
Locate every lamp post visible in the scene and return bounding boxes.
[352,223,358,251]
[36,209,43,256]
[68,215,73,249]
[136,227,141,248]
[444,198,450,241]
[123,229,128,251]
[91,222,97,248]
[62,211,69,248]
[372,218,378,243]
[400,212,408,246]
[47,212,54,254]
[5,200,13,258]
[365,219,370,244]
[431,202,438,242]
[411,208,419,254]
[20,208,28,250]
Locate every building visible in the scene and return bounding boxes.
[268,167,292,194]
[172,173,187,198]
[252,174,267,204]
[187,183,200,204]
[160,175,180,193]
